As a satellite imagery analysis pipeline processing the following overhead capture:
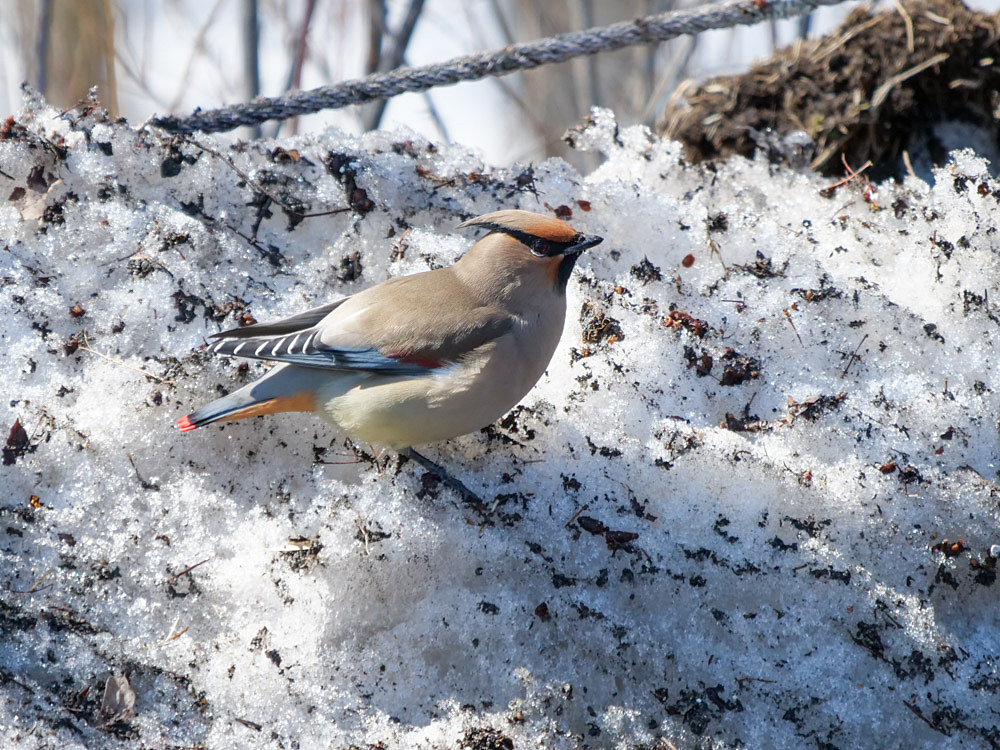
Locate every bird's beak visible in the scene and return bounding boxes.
[562,233,603,256]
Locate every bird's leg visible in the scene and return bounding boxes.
[369,443,386,472]
[402,448,485,508]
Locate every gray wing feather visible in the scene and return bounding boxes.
[206,274,515,376]
[210,298,349,340]
[209,329,434,375]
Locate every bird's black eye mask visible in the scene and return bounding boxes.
[481,226,600,258]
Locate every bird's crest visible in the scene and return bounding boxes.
[458,209,578,243]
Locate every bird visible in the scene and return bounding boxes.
[178,209,602,462]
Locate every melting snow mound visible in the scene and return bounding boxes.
[1,95,999,749]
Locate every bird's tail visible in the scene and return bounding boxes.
[177,364,322,432]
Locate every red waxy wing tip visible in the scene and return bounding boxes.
[177,415,197,433]
[386,352,444,369]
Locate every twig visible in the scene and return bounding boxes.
[364,0,427,130]
[814,15,883,61]
[566,503,590,527]
[893,0,915,53]
[273,0,318,137]
[413,70,450,142]
[8,570,55,601]
[127,453,160,490]
[241,0,261,138]
[354,508,372,556]
[166,0,228,112]
[165,557,211,584]
[923,9,952,26]
[641,34,697,124]
[708,237,728,271]
[366,0,388,74]
[902,700,951,737]
[783,308,804,347]
[184,136,351,219]
[841,333,868,378]
[79,331,175,384]
[820,155,872,195]
[403,448,485,508]
[156,616,190,645]
[871,52,949,109]
[472,1,548,140]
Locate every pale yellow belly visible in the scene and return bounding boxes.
[316,337,551,449]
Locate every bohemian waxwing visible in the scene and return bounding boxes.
[178,209,602,449]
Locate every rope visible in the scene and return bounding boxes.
[154,0,848,135]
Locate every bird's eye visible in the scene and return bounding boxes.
[531,239,550,257]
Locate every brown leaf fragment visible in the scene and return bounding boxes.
[26,165,48,192]
[577,516,607,535]
[605,530,640,549]
[100,673,136,724]
[3,419,30,466]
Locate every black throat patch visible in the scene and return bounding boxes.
[556,251,582,291]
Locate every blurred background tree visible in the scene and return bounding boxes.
[512,1,692,164]
[0,0,852,164]
[13,0,118,115]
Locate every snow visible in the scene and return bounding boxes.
[1,92,999,749]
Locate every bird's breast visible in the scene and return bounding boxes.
[316,312,566,449]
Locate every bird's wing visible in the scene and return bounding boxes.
[212,298,349,339]
[208,271,514,375]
